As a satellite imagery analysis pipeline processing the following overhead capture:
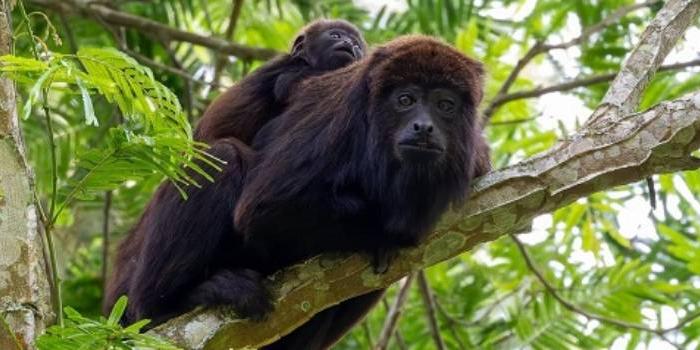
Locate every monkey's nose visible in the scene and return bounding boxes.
[413,122,434,135]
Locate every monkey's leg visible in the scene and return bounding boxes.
[123,138,259,325]
[187,268,273,321]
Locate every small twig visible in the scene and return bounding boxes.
[436,288,519,327]
[95,16,222,120]
[57,13,77,53]
[222,0,245,43]
[381,298,408,350]
[543,1,659,52]
[18,0,63,326]
[483,1,659,120]
[42,103,63,327]
[646,176,657,209]
[375,275,415,350]
[659,334,682,350]
[362,321,374,348]
[416,271,446,350]
[511,234,700,336]
[95,18,221,89]
[123,46,220,88]
[482,40,543,120]
[488,58,700,110]
[658,332,682,350]
[161,41,194,121]
[101,191,112,294]
[490,116,539,126]
[213,0,245,85]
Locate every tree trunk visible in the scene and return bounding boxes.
[0,1,53,349]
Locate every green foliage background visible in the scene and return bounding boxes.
[6,0,700,349]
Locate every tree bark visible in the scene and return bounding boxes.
[0,1,53,349]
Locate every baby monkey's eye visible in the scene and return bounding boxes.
[330,32,342,39]
[438,100,455,113]
[398,94,416,107]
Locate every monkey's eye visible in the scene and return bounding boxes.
[330,32,342,39]
[438,100,455,113]
[398,94,416,107]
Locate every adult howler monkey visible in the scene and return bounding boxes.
[194,19,366,144]
[104,35,490,349]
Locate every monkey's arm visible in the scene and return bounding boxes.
[194,55,302,144]
[273,69,307,103]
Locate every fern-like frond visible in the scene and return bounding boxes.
[0,48,221,215]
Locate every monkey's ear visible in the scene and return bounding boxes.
[291,35,305,57]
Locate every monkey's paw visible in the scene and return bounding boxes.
[372,248,398,274]
[198,269,274,322]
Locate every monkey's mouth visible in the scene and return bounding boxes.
[398,141,444,154]
[333,43,357,58]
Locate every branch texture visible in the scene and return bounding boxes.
[590,0,700,122]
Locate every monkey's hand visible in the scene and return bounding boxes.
[273,70,304,102]
[372,248,398,274]
[190,269,274,322]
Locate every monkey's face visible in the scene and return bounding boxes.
[386,85,465,164]
[307,27,364,70]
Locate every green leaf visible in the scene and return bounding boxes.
[107,296,128,326]
[581,218,600,254]
[75,77,97,126]
[455,20,479,55]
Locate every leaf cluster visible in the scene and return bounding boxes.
[36,297,180,350]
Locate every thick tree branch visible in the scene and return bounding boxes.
[588,0,700,124]
[28,0,279,61]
